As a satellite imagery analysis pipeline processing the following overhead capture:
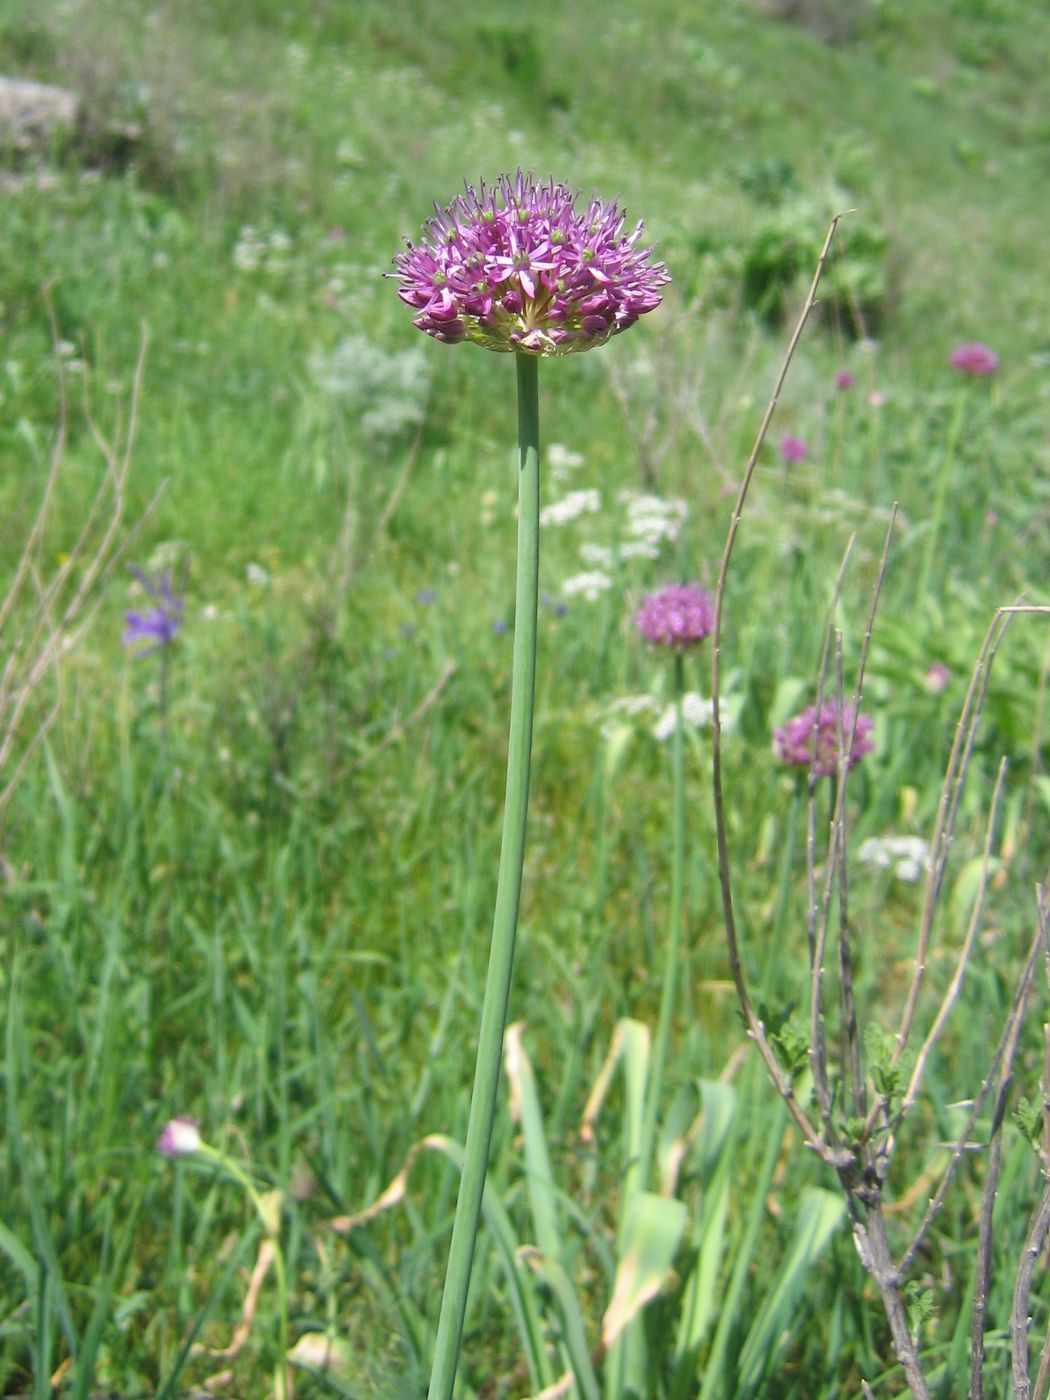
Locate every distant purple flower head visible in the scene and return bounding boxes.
[950,342,999,376]
[124,568,183,655]
[415,588,437,606]
[779,434,808,464]
[391,169,670,357]
[636,583,715,651]
[492,618,508,636]
[774,701,874,778]
[925,661,951,694]
[834,369,855,390]
[156,1116,202,1158]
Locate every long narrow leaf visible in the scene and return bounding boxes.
[733,1186,846,1397]
[603,1191,689,1350]
[520,1248,601,1400]
[505,1023,562,1261]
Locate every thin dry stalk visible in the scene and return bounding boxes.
[891,606,1015,1066]
[710,214,852,1168]
[899,890,1044,1279]
[892,760,1009,1145]
[969,896,1045,1398]
[0,321,159,833]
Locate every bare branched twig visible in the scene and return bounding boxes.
[0,311,160,837]
[711,214,853,1169]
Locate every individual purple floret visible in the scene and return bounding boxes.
[635,583,715,651]
[779,434,808,463]
[774,702,874,778]
[949,342,999,376]
[124,568,183,654]
[156,1116,202,1158]
[391,169,670,357]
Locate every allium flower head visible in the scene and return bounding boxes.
[392,170,669,356]
[834,370,855,390]
[779,435,808,464]
[156,1116,203,1158]
[124,567,183,654]
[774,702,874,778]
[636,583,715,651]
[950,342,999,376]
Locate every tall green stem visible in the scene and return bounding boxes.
[916,387,965,612]
[638,651,687,1190]
[427,353,541,1400]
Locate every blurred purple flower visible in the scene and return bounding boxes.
[834,370,855,390]
[156,1116,202,1158]
[779,434,808,463]
[124,568,183,655]
[415,588,437,606]
[636,583,715,651]
[950,342,999,376]
[925,661,951,693]
[774,701,874,778]
[492,619,508,636]
[391,169,669,356]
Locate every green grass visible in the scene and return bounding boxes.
[2,0,1050,1395]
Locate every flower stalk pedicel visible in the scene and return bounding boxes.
[393,171,668,1400]
[633,587,714,1192]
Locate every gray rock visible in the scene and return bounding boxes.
[0,76,79,153]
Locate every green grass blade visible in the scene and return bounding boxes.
[603,1191,689,1352]
[503,1022,561,1262]
[520,1249,601,1400]
[733,1187,846,1398]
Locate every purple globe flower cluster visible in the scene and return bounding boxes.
[774,702,874,778]
[635,584,715,651]
[950,342,998,377]
[392,170,670,357]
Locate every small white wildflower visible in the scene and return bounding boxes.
[579,542,615,568]
[246,563,270,587]
[619,539,662,560]
[620,490,688,547]
[653,691,714,741]
[547,443,585,485]
[562,570,613,601]
[599,694,660,741]
[858,836,931,883]
[540,489,600,528]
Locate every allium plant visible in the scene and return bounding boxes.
[635,582,715,651]
[774,700,874,778]
[392,169,668,357]
[633,586,714,1198]
[778,433,808,464]
[949,340,999,377]
[156,1118,290,1399]
[918,341,1000,609]
[393,170,668,1400]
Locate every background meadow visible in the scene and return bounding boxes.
[2,0,1050,1395]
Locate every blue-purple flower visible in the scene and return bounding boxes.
[774,701,874,778]
[392,170,669,356]
[636,584,715,651]
[124,568,183,654]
